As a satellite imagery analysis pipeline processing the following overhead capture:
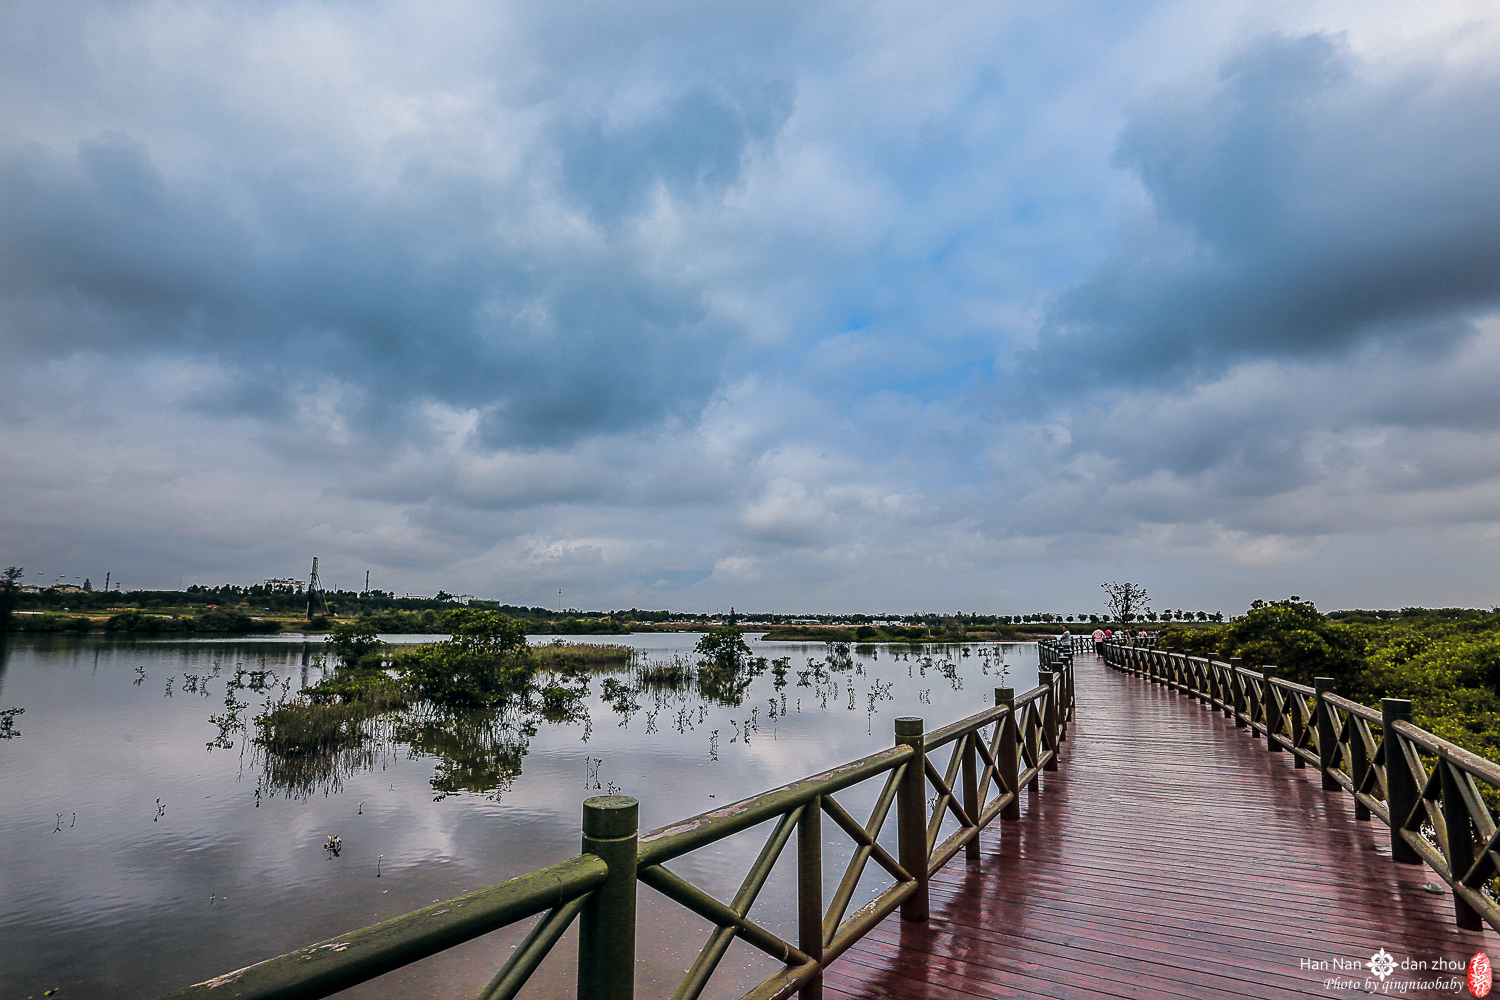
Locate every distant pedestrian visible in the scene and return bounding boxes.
[1091,627,1105,656]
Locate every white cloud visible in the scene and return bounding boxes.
[3,2,1500,613]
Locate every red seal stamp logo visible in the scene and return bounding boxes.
[1470,951,1493,997]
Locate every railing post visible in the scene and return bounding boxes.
[1434,757,1481,929]
[1314,678,1338,789]
[1230,658,1246,727]
[1262,667,1281,752]
[1381,699,1421,865]
[1039,670,1059,772]
[798,793,824,999]
[962,733,980,861]
[1289,681,1305,769]
[1218,662,1233,719]
[1068,657,1077,719]
[997,688,1020,821]
[579,795,639,1000]
[1439,759,1482,929]
[1057,654,1070,742]
[895,717,929,921]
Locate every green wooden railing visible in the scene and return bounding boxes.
[159,655,1076,1000]
[1100,640,1500,933]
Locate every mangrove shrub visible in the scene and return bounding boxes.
[400,609,535,706]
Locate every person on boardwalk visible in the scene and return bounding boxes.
[1092,626,1105,656]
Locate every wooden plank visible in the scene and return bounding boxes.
[827,651,1495,1000]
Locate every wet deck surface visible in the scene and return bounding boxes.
[825,652,1496,999]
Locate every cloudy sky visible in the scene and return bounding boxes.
[3,1,1498,615]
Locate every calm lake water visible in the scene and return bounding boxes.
[0,632,1038,1000]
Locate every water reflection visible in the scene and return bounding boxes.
[236,638,1023,803]
[0,631,1037,1000]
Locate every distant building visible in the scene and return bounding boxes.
[263,578,305,593]
[48,584,86,594]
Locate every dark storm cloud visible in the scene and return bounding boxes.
[1032,32,1500,385]
[0,93,782,448]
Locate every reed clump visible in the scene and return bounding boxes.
[255,700,375,756]
[532,642,634,669]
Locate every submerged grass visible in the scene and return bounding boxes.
[532,642,635,669]
[255,700,377,756]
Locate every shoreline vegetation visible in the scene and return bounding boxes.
[11,580,1500,792]
[253,613,638,798]
[245,619,825,799]
[1,575,1144,638]
[759,624,1022,643]
[1154,599,1500,779]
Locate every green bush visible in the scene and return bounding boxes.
[187,609,278,632]
[324,620,383,667]
[104,611,175,633]
[695,626,751,670]
[302,670,410,708]
[1161,600,1500,771]
[399,610,535,706]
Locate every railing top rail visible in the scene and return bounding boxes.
[160,854,609,1000]
[1392,719,1500,787]
[1269,676,1317,696]
[637,743,912,866]
[639,669,1063,865]
[924,704,1008,751]
[1233,665,1264,680]
[1322,692,1383,723]
[1016,682,1048,706]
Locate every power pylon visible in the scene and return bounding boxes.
[306,557,328,620]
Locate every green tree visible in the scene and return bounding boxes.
[0,566,21,631]
[1102,581,1150,623]
[324,620,383,667]
[1215,598,1367,686]
[401,610,534,706]
[695,625,751,670]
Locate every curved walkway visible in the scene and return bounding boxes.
[825,652,1495,999]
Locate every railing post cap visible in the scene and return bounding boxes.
[1381,697,1413,718]
[1262,665,1278,677]
[995,687,1014,703]
[1314,676,1335,692]
[895,717,924,737]
[582,795,639,838]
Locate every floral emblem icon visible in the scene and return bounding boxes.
[1368,949,1397,981]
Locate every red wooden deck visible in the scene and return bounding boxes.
[824,651,1496,999]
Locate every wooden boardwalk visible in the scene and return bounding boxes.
[824,651,1496,999]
